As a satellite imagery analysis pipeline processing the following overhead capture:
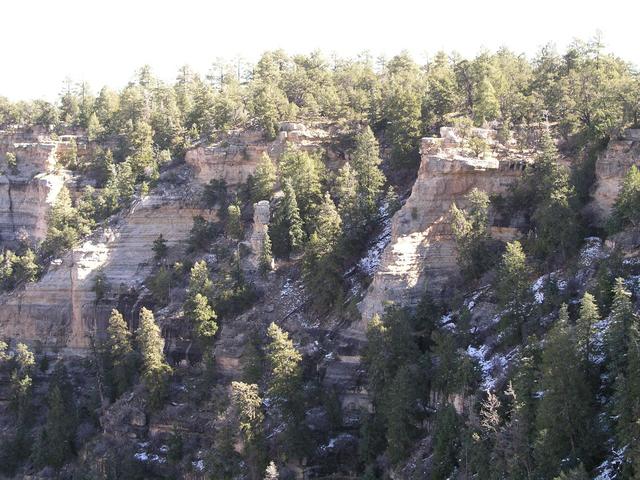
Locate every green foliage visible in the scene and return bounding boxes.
[279,145,323,223]
[302,193,343,311]
[610,165,640,232]
[576,292,600,366]
[450,188,493,279]
[105,308,135,398]
[266,322,302,406]
[259,232,274,276]
[188,215,220,251]
[467,134,488,157]
[152,234,168,261]
[225,202,243,239]
[136,307,172,409]
[5,152,17,173]
[534,305,596,477]
[0,248,40,291]
[496,241,532,340]
[251,153,277,202]
[148,266,171,306]
[230,381,267,477]
[431,405,461,480]
[270,179,305,257]
[35,364,77,470]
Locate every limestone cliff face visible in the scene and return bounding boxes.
[185,123,330,186]
[0,187,213,352]
[591,129,640,225]
[0,129,67,245]
[358,129,525,327]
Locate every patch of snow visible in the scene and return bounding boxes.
[280,279,294,298]
[358,218,392,276]
[192,459,205,472]
[467,345,518,391]
[532,276,546,304]
[594,445,627,480]
[134,452,149,462]
[580,237,605,268]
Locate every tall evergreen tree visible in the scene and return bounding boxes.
[302,193,343,310]
[105,309,135,397]
[351,126,385,223]
[534,305,595,477]
[496,241,532,341]
[136,307,172,408]
[251,153,277,202]
[576,292,600,367]
[270,179,305,257]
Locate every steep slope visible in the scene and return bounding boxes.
[591,128,640,225]
[358,128,525,327]
[0,128,68,246]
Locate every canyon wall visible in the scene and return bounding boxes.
[357,128,525,328]
[0,186,213,352]
[185,123,331,186]
[591,129,640,225]
[0,129,67,245]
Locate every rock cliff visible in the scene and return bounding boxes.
[185,123,331,186]
[0,129,68,245]
[357,128,526,328]
[591,129,640,225]
[0,179,213,352]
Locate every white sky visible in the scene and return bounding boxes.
[2,0,639,101]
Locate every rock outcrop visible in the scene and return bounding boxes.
[591,129,640,225]
[185,123,331,186]
[0,187,213,352]
[0,129,68,245]
[357,128,526,328]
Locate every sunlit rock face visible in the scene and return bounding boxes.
[357,128,526,330]
[0,192,214,352]
[591,129,640,226]
[185,123,331,186]
[0,129,67,246]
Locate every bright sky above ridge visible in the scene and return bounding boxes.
[3,0,638,101]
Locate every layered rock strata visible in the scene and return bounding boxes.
[0,191,213,352]
[591,129,640,225]
[185,123,331,186]
[0,130,67,245]
[357,128,526,329]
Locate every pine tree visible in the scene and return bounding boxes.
[576,292,599,366]
[136,307,172,408]
[386,365,419,464]
[259,232,274,276]
[251,153,277,202]
[152,234,168,261]
[610,165,640,231]
[106,309,134,397]
[264,461,279,480]
[606,278,637,380]
[37,364,77,469]
[226,202,243,239]
[534,305,594,477]
[450,188,492,279]
[266,322,302,406]
[187,293,218,340]
[188,260,214,300]
[431,405,461,480]
[473,77,500,125]
[270,179,305,257]
[230,381,267,477]
[302,193,343,310]
[278,145,322,221]
[496,241,532,341]
[351,126,385,223]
